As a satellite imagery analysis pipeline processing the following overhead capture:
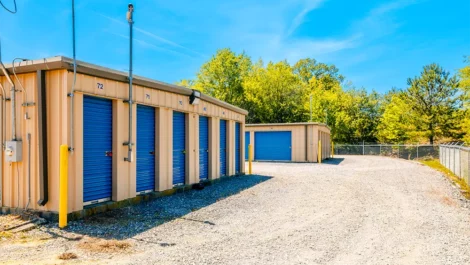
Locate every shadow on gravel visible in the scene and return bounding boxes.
[58,174,271,240]
[322,158,344,165]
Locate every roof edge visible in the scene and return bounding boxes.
[246,122,330,129]
[0,56,248,115]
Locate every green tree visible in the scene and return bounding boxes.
[175,79,194,88]
[193,48,252,108]
[459,57,470,143]
[244,60,306,123]
[293,58,344,90]
[405,63,461,144]
[377,93,422,143]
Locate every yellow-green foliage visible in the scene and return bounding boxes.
[421,159,470,199]
[459,60,470,144]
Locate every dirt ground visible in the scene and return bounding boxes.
[1,156,470,265]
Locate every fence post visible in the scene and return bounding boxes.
[417,143,419,160]
[362,141,365,155]
[379,144,382,155]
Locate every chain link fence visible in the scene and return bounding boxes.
[440,143,470,186]
[334,143,439,160]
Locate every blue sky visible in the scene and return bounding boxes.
[0,0,469,93]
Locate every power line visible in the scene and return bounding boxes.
[0,0,17,14]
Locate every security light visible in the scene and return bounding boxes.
[190,90,201,105]
[126,3,134,22]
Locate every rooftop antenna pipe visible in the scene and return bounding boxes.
[124,3,134,162]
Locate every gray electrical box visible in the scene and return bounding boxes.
[5,141,23,162]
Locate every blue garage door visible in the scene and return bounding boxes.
[255,131,292,161]
[173,111,186,185]
[83,96,112,204]
[220,120,227,176]
[245,132,250,160]
[199,116,209,180]
[235,123,241,173]
[137,105,155,193]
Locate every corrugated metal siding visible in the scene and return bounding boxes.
[220,120,227,176]
[255,131,292,161]
[173,111,186,185]
[235,123,241,173]
[83,96,113,203]
[245,132,250,160]
[136,105,156,192]
[199,116,209,180]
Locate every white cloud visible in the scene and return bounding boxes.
[217,0,419,65]
[96,12,205,58]
[286,0,327,37]
[104,30,193,58]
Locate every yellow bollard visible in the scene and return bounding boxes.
[248,144,252,174]
[59,144,68,228]
[331,142,334,158]
[318,140,322,164]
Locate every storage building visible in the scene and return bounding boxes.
[245,123,330,162]
[0,56,247,215]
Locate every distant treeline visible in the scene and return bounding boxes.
[177,49,470,145]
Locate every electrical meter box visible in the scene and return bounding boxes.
[5,141,23,162]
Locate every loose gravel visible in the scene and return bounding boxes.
[1,156,470,265]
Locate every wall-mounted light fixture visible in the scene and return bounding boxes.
[190,90,201,105]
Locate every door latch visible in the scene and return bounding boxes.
[105,151,113,157]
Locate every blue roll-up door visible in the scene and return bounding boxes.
[245,132,250,160]
[83,96,112,204]
[173,111,186,185]
[255,131,292,161]
[220,120,227,176]
[199,116,209,180]
[235,123,241,173]
[137,105,155,193]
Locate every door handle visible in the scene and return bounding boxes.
[105,151,113,157]
[182,150,186,154]
[149,151,155,155]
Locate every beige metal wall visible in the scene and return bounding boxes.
[0,70,246,213]
[246,124,330,162]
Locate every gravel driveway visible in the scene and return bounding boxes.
[1,156,470,265]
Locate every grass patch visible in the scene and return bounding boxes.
[420,159,470,199]
[58,252,78,260]
[0,231,13,240]
[78,238,131,253]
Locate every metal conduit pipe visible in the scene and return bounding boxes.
[68,0,77,152]
[0,88,3,207]
[25,133,31,210]
[0,61,16,140]
[124,3,134,162]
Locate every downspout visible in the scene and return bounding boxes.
[68,0,77,152]
[37,70,49,206]
[124,3,134,162]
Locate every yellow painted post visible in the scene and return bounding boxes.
[248,144,252,174]
[59,144,68,228]
[331,142,334,158]
[318,140,322,164]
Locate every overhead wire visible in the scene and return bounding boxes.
[0,0,17,14]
